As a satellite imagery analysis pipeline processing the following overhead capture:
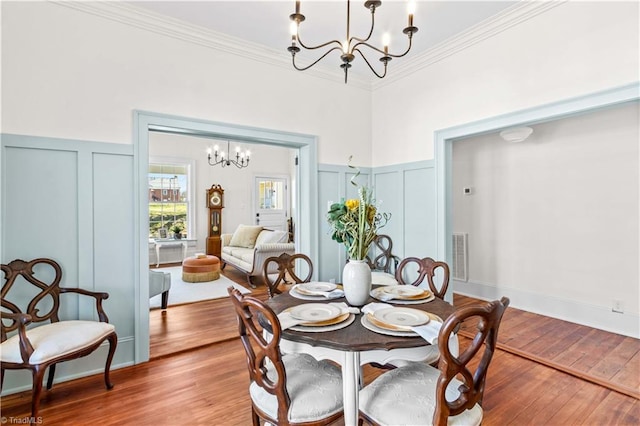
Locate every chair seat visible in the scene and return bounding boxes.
[359,362,483,426]
[371,271,398,286]
[1,320,116,364]
[249,353,343,423]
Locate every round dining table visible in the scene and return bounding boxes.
[264,289,455,426]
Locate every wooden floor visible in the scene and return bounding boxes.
[2,269,639,425]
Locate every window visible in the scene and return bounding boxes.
[148,160,193,238]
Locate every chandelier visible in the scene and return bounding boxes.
[287,0,418,83]
[207,141,251,169]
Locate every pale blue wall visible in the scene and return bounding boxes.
[1,134,135,395]
[318,161,437,282]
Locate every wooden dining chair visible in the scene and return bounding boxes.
[395,256,450,299]
[359,297,510,426]
[1,258,118,420]
[262,252,313,298]
[367,235,400,285]
[360,297,509,426]
[227,287,344,426]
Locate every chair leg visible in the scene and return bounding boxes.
[1,366,4,391]
[31,366,46,420]
[251,407,260,426]
[104,333,118,390]
[46,364,56,390]
[161,290,169,309]
[220,261,227,270]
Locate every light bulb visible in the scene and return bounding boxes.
[290,22,297,36]
[342,40,349,54]
[382,33,390,48]
[236,146,240,153]
[221,151,225,158]
[214,145,219,153]
[407,0,416,15]
[207,147,212,155]
[246,150,251,158]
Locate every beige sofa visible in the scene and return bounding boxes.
[221,225,294,287]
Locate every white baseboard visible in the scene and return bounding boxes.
[453,279,639,338]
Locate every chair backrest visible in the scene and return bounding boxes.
[365,234,399,274]
[262,252,313,298]
[434,297,510,425]
[1,258,63,342]
[395,257,450,299]
[227,287,292,422]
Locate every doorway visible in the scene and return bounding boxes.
[253,175,289,231]
[134,111,319,363]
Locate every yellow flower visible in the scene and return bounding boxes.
[345,199,359,211]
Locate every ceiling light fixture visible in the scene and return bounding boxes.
[207,141,251,169]
[287,0,419,83]
[499,127,533,143]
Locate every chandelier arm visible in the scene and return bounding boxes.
[354,48,387,79]
[353,34,414,59]
[296,34,343,51]
[349,6,376,46]
[292,46,343,71]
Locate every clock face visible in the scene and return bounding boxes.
[210,192,222,207]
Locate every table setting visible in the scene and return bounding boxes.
[360,302,443,342]
[277,301,359,332]
[369,285,435,304]
[289,281,345,300]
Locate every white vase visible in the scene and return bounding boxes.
[342,259,372,306]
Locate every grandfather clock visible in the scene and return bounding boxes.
[206,184,224,257]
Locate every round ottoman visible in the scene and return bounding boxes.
[182,255,220,282]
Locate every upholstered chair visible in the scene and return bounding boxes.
[149,269,172,309]
[359,297,510,426]
[227,287,343,426]
[1,258,118,420]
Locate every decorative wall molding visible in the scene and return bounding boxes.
[51,0,563,92]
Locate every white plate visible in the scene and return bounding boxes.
[381,286,425,298]
[290,314,356,333]
[290,287,343,301]
[296,282,337,294]
[360,315,418,337]
[288,303,342,322]
[370,288,435,305]
[373,307,430,330]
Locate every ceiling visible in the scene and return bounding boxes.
[128,1,517,80]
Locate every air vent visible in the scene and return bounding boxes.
[452,233,468,282]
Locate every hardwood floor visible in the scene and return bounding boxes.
[2,272,638,425]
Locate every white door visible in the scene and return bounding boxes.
[254,176,289,231]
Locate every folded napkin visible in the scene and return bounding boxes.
[292,284,345,299]
[361,302,442,344]
[277,302,359,330]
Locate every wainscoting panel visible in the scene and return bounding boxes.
[1,134,135,395]
[318,161,437,282]
[318,168,342,282]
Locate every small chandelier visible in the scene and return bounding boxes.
[207,141,251,169]
[287,0,418,83]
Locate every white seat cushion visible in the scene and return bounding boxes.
[360,362,483,426]
[371,271,398,285]
[249,353,343,423]
[1,320,116,364]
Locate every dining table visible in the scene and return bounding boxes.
[263,286,456,426]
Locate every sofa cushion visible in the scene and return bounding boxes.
[255,230,289,246]
[229,225,263,248]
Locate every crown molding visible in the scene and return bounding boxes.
[372,0,567,90]
[50,0,373,91]
[51,0,563,92]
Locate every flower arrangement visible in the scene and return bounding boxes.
[327,158,390,260]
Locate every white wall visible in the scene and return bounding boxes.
[371,1,639,166]
[452,102,639,333]
[149,131,293,251]
[0,1,371,165]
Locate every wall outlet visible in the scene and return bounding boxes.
[612,299,624,314]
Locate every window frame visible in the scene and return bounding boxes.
[149,156,195,239]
